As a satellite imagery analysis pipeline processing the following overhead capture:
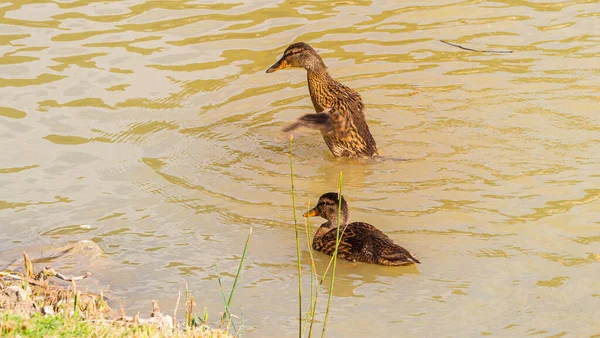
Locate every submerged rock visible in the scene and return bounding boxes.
[5,240,103,272]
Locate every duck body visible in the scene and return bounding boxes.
[304,192,419,266]
[306,69,378,157]
[313,221,419,266]
[267,42,378,157]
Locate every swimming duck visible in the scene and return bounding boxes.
[303,192,419,266]
[266,42,378,157]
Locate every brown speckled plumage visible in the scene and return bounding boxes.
[303,192,419,266]
[267,42,378,157]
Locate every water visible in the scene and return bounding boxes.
[1,0,599,336]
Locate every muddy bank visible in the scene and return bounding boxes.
[1,247,233,338]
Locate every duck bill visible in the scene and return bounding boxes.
[266,58,288,73]
[303,207,319,218]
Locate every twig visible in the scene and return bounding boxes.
[440,40,513,53]
[1,270,91,290]
[173,288,181,327]
[87,319,116,324]
[0,272,53,287]
[56,272,92,282]
[0,272,24,280]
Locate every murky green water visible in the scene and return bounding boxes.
[1,0,599,336]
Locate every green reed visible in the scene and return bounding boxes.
[303,203,319,338]
[321,172,342,338]
[217,227,252,334]
[289,136,343,338]
[289,136,303,338]
[227,227,251,313]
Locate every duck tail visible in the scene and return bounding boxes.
[410,255,421,264]
[379,251,420,266]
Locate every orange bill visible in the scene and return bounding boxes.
[302,208,319,217]
[266,58,288,73]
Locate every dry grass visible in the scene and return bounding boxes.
[0,253,234,338]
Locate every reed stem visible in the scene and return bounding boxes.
[289,136,303,338]
[226,228,252,311]
[321,172,343,338]
[216,227,251,333]
[304,204,319,338]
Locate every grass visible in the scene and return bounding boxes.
[0,310,232,337]
[0,243,255,338]
[288,136,344,338]
[217,227,252,333]
[0,311,160,337]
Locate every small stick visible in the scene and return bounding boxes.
[0,272,24,280]
[173,288,181,328]
[0,272,55,287]
[440,40,513,53]
[56,272,92,282]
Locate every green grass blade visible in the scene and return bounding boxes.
[215,261,232,328]
[304,206,319,338]
[216,227,251,332]
[289,136,303,338]
[321,172,343,338]
[226,228,252,310]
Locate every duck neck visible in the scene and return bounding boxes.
[313,223,331,240]
[325,211,348,230]
[307,68,334,112]
[313,209,348,240]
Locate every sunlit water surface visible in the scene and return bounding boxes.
[1,0,599,336]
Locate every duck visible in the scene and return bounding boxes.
[266,42,378,157]
[303,192,419,266]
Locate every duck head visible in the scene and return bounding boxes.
[266,42,326,73]
[303,192,349,227]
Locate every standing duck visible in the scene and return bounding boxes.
[266,42,378,157]
[303,192,419,266]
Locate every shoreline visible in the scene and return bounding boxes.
[0,253,233,338]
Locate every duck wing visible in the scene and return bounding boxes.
[313,224,356,258]
[359,224,419,265]
[315,223,377,263]
[318,222,419,265]
[282,108,352,140]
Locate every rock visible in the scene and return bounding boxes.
[42,305,54,316]
[4,286,28,305]
[119,300,174,329]
[147,300,173,329]
[5,240,104,272]
[142,314,173,329]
